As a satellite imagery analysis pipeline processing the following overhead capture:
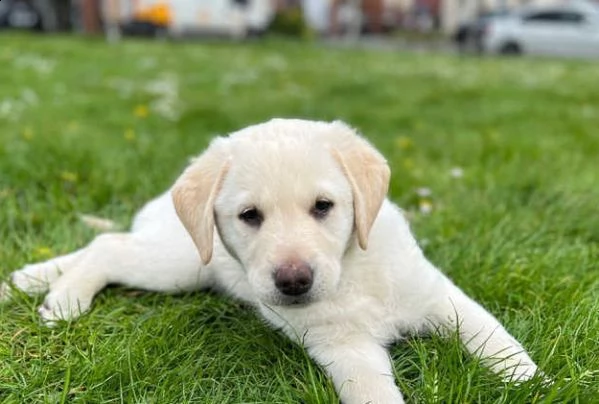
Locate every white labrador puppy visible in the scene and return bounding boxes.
[3,119,538,403]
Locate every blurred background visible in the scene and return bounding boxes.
[0,0,598,58]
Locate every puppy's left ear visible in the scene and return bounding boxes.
[331,122,390,250]
[171,139,231,265]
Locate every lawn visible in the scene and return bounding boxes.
[0,33,597,403]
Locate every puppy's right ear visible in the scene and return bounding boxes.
[171,139,231,265]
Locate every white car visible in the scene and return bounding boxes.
[482,0,599,58]
[102,0,274,39]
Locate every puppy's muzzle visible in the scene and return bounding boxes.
[273,260,314,296]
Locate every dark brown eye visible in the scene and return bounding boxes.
[311,199,334,219]
[238,207,263,227]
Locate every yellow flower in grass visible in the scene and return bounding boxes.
[60,171,78,183]
[22,127,34,140]
[33,246,53,259]
[419,199,433,215]
[134,104,149,118]
[124,128,136,142]
[67,121,79,132]
[395,136,413,150]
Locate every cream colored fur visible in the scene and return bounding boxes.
[2,119,538,404]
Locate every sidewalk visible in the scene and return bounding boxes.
[321,34,455,54]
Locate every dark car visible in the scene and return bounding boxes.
[0,0,44,31]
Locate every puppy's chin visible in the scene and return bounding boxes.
[262,292,317,308]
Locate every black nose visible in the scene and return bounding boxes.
[273,260,314,296]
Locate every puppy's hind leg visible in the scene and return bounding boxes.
[433,283,538,382]
[38,231,207,325]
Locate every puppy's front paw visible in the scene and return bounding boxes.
[496,358,538,384]
[38,290,92,326]
[2,262,63,301]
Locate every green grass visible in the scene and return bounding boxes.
[0,33,598,403]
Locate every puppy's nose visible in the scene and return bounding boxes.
[274,260,313,296]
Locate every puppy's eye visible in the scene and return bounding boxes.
[311,199,334,219]
[238,207,263,227]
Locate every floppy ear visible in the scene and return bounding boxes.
[331,124,390,250]
[171,140,231,265]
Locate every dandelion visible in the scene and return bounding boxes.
[22,127,34,140]
[134,104,149,118]
[67,121,79,132]
[450,167,464,178]
[60,171,78,183]
[33,246,53,259]
[124,129,136,142]
[419,200,433,215]
[395,136,413,150]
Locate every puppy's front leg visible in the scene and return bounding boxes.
[436,283,538,382]
[307,336,405,404]
[36,231,210,324]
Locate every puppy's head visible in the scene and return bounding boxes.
[172,119,390,306]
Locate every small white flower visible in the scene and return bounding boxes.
[0,98,25,120]
[0,99,15,116]
[450,167,464,178]
[13,53,56,75]
[416,187,432,197]
[21,88,39,105]
[139,57,157,70]
[264,54,288,71]
[220,69,259,92]
[145,73,180,121]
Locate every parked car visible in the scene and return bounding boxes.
[104,0,274,39]
[0,0,43,31]
[453,10,510,53]
[481,0,599,58]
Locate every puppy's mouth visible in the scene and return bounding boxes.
[269,293,314,307]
